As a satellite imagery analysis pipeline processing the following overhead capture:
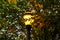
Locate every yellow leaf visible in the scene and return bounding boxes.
[7,0,11,3]
[13,0,17,4]
[7,0,17,4]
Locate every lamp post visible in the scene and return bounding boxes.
[22,12,34,40]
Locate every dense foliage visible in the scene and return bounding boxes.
[0,0,60,40]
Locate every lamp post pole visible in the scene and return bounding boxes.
[22,12,34,40]
[26,25,31,40]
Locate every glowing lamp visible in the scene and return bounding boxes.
[23,12,34,25]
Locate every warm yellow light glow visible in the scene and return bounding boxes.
[24,19,34,25]
[23,15,32,19]
[23,14,34,25]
